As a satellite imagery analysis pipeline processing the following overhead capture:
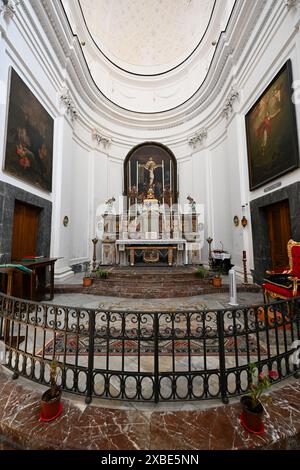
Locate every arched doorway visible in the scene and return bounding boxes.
[124,142,177,206]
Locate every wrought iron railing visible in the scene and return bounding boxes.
[0,293,299,403]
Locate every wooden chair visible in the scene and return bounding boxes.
[262,239,300,302]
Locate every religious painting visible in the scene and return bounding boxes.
[245,60,299,191]
[124,143,177,206]
[3,68,54,192]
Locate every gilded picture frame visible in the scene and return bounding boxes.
[245,60,299,191]
[3,68,54,192]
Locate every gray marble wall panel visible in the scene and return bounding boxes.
[250,181,300,284]
[0,181,52,261]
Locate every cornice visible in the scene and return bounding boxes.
[22,0,279,136]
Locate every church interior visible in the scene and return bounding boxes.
[0,0,300,453]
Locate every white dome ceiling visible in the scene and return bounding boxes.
[62,0,235,112]
[79,0,216,74]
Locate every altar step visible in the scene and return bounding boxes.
[55,271,260,299]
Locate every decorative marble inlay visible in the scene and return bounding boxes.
[0,368,300,450]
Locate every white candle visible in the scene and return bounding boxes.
[129,160,131,190]
[162,160,165,206]
[136,161,139,194]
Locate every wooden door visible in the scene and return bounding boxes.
[266,200,291,270]
[11,201,40,260]
[11,201,41,299]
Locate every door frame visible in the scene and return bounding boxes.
[0,181,52,262]
[250,182,300,283]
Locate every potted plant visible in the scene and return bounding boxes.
[195,266,208,279]
[40,359,63,421]
[212,269,223,287]
[82,261,93,287]
[96,268,109,279]
[240,363,278,433]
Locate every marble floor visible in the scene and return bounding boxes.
[5,288,295,407]
[0,366,299,450]
[46,290,265,311]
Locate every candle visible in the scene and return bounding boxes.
[162,160,165,207]
[136,161,139,195]
[129,160,131,190]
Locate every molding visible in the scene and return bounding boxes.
[0,0,19,20]
[59,88,78,122]
[28,0,272,129]
[188,129,208,149]
[223,87,240,120]
[92,129,111,149]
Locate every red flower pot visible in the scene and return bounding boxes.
[212,276,222,288]
[40,388,62,421]
[83,277,93,287]
[240,396,264,432]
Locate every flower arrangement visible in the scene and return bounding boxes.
[247,363,278,410]
[240,363,279,433]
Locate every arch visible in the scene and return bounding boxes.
[124,142,178,204]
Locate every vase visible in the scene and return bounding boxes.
[83,277,93,287]
[212,276,222,288]
[240,396,264,432]
[40,388,62,421]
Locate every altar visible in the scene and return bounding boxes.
[97,144,204,267]
[116,239,187,266]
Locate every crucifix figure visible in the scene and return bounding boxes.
[139,157,162,196]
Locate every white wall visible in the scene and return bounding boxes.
[0,1,300,279]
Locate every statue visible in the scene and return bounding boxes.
[140,157,162,198]
[187,195,196,212]
[104,196,115,214]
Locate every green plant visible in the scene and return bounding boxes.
[83,261,91,278]
[96,269,109,279]
[247,363,278,410]
[195,266,208,278]
[48,358,62,399]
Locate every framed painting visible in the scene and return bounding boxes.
[245,60,299,191]
[3,68,54,192]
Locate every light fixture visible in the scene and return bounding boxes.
[241,216,248,227]
[241,204,248,227]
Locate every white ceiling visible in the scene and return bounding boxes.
[62,0,235,112]
[79,0,216,73]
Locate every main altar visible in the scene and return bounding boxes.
[97,143,204,266]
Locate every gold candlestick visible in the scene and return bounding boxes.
[92,238,98,271]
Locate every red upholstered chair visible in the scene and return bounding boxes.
[263,239,300,302]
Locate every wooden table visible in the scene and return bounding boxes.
[0,267,30,345]
[12,258,57,301]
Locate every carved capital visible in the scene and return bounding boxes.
[92,129,111,148]
[0,0,19,20]
[223,87,240,119]
[285,0,300,9]
[60,88,78,122]
[188,129,208,148]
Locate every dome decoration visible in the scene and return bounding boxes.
[79,0,215,74]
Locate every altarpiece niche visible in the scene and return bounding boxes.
[124,143,177,207]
